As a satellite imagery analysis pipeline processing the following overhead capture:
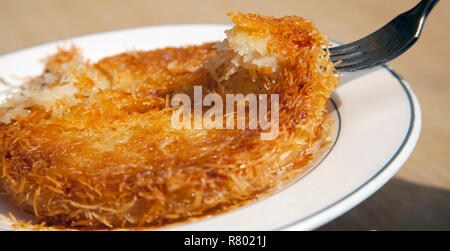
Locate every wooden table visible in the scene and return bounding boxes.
[0,0,448,230]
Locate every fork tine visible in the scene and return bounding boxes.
[329,14,405,58]
[336,36,407,64]
[328,43,361,55]
[330,50,363,61]
[335,40,414,71]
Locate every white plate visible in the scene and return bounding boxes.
[0,25,421,230]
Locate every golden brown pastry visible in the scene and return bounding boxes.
[0,12,338,229]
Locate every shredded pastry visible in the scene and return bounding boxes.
[0,12,339,229]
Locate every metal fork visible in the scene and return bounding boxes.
[329,0,439,72]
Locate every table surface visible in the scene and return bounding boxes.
[0,0,448,230]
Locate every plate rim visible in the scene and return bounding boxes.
[0,23,233,57]
[280,66,422,230]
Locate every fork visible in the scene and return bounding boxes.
[329,0,439,72]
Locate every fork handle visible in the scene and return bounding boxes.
[411,0,440,20]
[401,0,439,39]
